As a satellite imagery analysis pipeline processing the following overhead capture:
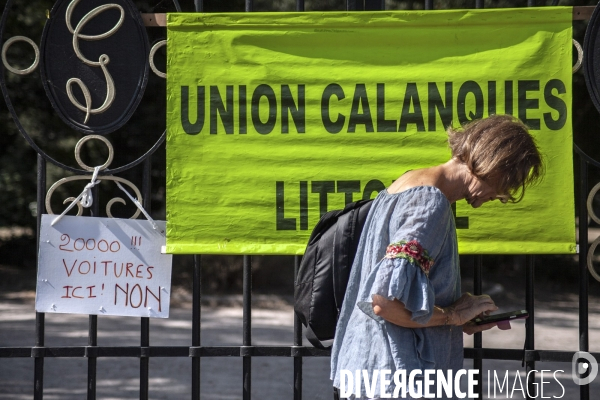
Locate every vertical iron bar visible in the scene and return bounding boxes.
[579,156,589,400]
[364,0,384,10]
[525,0,536,392]
[525,255,535,400]
[192,0,203,396]
[424,0,433,10]
[473,256,483,399]
[472,5,485,398]
[243,256,252,400]
[192,254,202,400]
[294,0,304,394]
[293,256,303,400]
[140,159,151,400]
[243,0,252,396]
[87,315,98,400]
[142,157,152,223]
[35,155,45,292]
[34,309,45,400]
[472,4,484,398]
[34,154,46,400]
[88,184,99,400]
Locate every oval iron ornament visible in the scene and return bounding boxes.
[584,2,600,116]
[40,0,149,135]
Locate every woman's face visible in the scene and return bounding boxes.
[465,173,508,208]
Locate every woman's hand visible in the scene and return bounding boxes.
[447,292,498,326]
[462,321,497,335]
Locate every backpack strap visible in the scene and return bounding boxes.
[305,325,331,350]
[332,199,373,316]
[332,215,350,316]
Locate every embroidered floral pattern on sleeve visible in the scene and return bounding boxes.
[384,240,434,277]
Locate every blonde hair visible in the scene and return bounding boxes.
[447,114,544,203]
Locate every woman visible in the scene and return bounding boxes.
[330,115,543,399]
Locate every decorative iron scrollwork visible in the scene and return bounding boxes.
[1,35,39,75]
[65,0,124,124]
[45,135,142,219]
[0,1,181,225]
[149,40,166,79]
[39,0,149,135]
[587,182,600,282]
[0,0,175,174]
[573,39,583,74]
[74,135,114,171]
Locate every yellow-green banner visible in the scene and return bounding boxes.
[166,8,575,255]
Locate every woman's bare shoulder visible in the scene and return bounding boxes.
[387,169,439,194]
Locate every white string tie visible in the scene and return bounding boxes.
[51,166,101,226]
[115,181,164,235]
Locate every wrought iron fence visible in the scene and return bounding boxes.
[0,0,599,399]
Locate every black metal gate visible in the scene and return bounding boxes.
[0,0,599,399]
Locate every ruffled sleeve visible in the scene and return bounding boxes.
[356,188,451,325]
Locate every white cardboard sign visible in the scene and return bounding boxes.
[36,215,173,318]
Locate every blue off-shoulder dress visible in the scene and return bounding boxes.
[330,186,463,399]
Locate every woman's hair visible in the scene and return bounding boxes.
[447,114,544,203]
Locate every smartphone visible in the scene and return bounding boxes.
[472,310,529,325]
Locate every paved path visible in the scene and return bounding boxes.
[2,292,600,399]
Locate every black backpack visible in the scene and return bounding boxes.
[294,199,374,349]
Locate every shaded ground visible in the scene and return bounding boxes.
[3,263,600,399]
